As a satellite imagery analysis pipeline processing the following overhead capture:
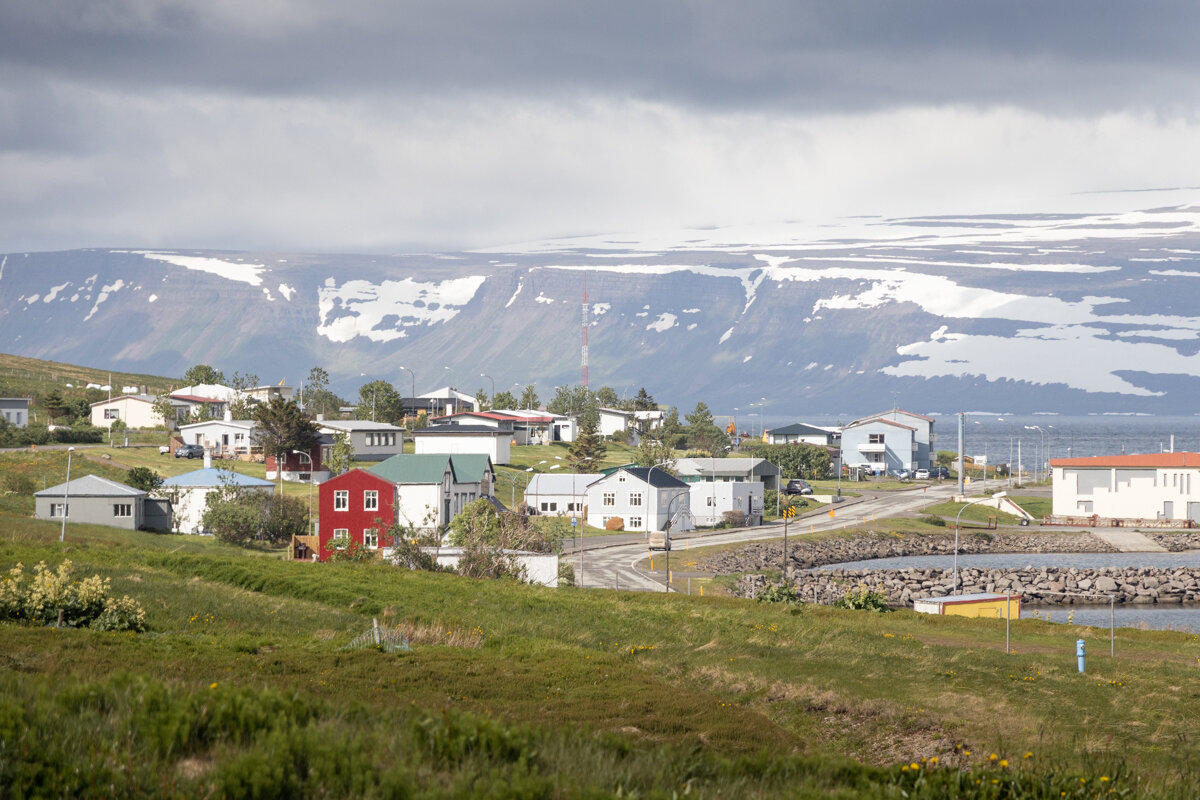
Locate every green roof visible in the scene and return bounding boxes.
[368,453,493,485]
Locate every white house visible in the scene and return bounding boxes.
[318,419,405,462]
[585,467,691,533]
[157,468,275,534]
[90,394,189,429]
[524,473,603,516]
[674,457,782,492]
[689,481,763,527]
[1050,452,1200,524]
[0,397,29,427]
[367,453,495,531]
[843,409,936,472]
[765,423,839,446]
[417,386,480,416]
[413,424,511,465]
[598,408,634,437]
[178,418,258,457]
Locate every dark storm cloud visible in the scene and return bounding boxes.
[2,1,1199,114]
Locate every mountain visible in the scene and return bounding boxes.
[3,203,1200,417]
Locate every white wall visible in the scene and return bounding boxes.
[1053,467,1200,521]
[415,434,510,465]
[689,482,763,527]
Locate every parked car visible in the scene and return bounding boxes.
[784,479,814,495]
[893,468,911,480]
[932,466,951,479]
[175,443,205,459]
[914,468,930,480]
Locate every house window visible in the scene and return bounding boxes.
[363,529,378,549]
[332,529,349,547]
[113,503,132,518]
[629,516,643,529]
[540,501,558,512]
[706,496,716,507]
[364,490,379,511]
[104,408,119,419]
[869,433,885,444]
[49,503,69,518]
[629,492,642,506]
[602,492,615,507]
[334,490,349,511]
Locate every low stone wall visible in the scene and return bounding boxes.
[736,566,1200,606]
[1148,532,1200,552]
[699,531,1116,576]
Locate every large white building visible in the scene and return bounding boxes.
[1051,452,1200,524]
[524,473,603,516]
[585,467,691,533]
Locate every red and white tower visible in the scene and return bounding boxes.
[581,277,590,388]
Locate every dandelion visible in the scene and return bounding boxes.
[1024,751,1033,759]
[209,682,218,689]
[909,762,919,771]
[999,759,1008,768]
[989,753,998,761]
[929,756,938,765]
[1100,776,1110,783]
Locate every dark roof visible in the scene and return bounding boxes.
[769,423,834,437]
[618,466,688,489]
[413,424,506,436]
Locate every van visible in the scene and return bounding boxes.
[648,530,671,551]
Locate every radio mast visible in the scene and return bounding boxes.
[581,276,589,388]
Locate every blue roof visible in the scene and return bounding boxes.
[162,468,275,488]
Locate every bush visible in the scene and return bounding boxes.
[923,515,946,527]
[756,584,803,605]
[833,584,891,612]
[0,561,147,631]
[124,466,163,493]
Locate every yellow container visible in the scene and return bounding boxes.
[913,593,1020,619]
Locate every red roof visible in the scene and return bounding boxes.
[1050,452,1200,468]
[432,411,554,424]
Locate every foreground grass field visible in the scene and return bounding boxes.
[4,508,1200,798]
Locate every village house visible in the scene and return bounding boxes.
[765,422,839,447]
[523,473,603,516]
[89,394,190,429]
[1050,452,1200,524]
[317,419,405,462]
[177,417,258,458]
[158,467,275,534]
[413,423,511,465]
[585,467,691,533]
[35,474,171,531]
[673,457,781,491]
[311,453,495,559]
[0,397,29,427]
[689,480,763,527]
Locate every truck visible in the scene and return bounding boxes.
[648,530,671,551]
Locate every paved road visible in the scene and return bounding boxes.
[570,480,1006,591]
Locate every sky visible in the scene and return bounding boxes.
[3,1,1200,254]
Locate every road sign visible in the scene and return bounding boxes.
[570,516,578,527]
[782,506,796,519]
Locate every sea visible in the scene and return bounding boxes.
[802,414,1200,632]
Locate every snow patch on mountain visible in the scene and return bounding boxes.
[591,303,611,316]
[84,280,125,321]
[138,252,267,287]
[504,279,524,308]
[278,284,295,301]
[43,282,70,303]
[316,275,486,343]
[646,313,677,333]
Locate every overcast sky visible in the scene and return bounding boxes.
[3,1,1200,253]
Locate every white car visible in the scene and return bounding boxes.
[914,468,930,479]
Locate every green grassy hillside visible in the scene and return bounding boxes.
[0,351,177,405]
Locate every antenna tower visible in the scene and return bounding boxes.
[581,276,590,388]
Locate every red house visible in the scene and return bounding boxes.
[313,468,397,560]
[266,435,333,484]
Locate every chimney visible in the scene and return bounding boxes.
[224,407,232,422]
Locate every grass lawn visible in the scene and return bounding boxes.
[4,511,1200,797]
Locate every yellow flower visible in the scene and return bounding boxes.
[1100,776,1110,782]
[989,753,998,761]
[901,765,909,772]
[209,682,218,689]
[929,756,938,765]
[909,762,919,770]
[1024,751,1033,759]
[999,759,1008,768]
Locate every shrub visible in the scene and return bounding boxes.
[124,466,163,493]
[923,515,947,527]
[756,584,803,605]
[833,584,891,612]
[0,561,147,631]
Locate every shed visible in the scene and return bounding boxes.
[913,592,1021,619]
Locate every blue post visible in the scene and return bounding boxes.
[1076,639,1086,673]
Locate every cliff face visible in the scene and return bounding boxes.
[4,204,1200,415]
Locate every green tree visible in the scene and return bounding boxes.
[326,432,355,477]
[657,407,687,450]
[518,385,540,410]
[595,386,620,408]
[124,467,163,493]
[633,438,675,472]
[303,366,342,418]
[475,388,490,411]
[567,416,607,472]
[183,364,225,386]
[227,371,260,418]
[492,389,517,410]
[252,396,320,473]
[358,380,403,423]
[151,390,179,435]
[41,391,71,423]
[632,387,656,411]
[685,402,729,457]
[448,499,554,580]
[742,443,832,480]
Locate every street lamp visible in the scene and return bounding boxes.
[59,446,75,543]
[480,373,495,409]
[398,366,416,421]
[293,449,314,544]
[954,491,1007,595]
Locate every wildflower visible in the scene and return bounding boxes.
[1024,751,1033,759]
[909,762,919,771]
[999,759,1008,768]
[989,753,998,761]
[929,756,938,765]
[1100,777,1110,783]
[209,682,218,689]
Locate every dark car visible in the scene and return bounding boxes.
[931,466,951,479]
[784,479,813,495]
[175,443,205,459]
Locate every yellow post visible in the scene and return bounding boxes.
[828,509,835,518]
[700,585,704,596]
[669,570,673,585]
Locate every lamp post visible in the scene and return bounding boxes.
[954,491,1007,595]
[398,365,416,421]
[293,449,314,542]
[59,446,75,543]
